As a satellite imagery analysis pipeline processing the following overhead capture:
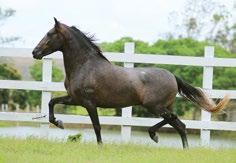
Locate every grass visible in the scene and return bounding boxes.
[0,121,12,127]
[0,121,40,128]
[0,137,235,163]
[67,106,116,116]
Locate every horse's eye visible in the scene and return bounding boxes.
[47,32,54,37]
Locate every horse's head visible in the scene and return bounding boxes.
[32,18,65,59]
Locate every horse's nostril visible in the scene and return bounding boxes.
[32,49,43,59]
[32,49,37,55]
[32,48,42,56]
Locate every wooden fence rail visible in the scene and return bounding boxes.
[0,43,236,146]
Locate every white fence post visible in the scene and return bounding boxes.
[1,104,8,112]
[1,47,236,144]
[41,58,53,128]
[121,42,134,142]
[201,46,214,146]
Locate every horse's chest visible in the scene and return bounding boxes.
[77,86,95,97]
[65,76,96,100]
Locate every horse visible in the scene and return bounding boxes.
[32,18,229,149]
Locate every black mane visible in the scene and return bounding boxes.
[70,26,110,62]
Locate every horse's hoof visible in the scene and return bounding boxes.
[149,131,159,143]
[98,141,103,145]
[56,120,64,129]
[152,135,158,143]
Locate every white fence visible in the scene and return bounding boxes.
[0,43,236,146]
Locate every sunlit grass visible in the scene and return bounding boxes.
[67,106,116,116]
[0,121,40,128]
[0,137,235,163]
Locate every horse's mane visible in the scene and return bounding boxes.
[70,26,110,62]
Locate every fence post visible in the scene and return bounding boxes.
[41,58,52,128]
[121,42,134,142]
[201,46,214,146]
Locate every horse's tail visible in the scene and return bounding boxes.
[175,76,229,113]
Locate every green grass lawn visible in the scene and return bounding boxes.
[67,106,116,116]
[0,137,235,163]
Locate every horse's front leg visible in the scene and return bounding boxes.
[49,95,75,129]
[85,105,102,144]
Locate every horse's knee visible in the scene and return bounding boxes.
[161,112,186,133]
[49,100,55,108]
[160,112,177,121]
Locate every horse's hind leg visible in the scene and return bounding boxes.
[147,103,173,143]
[148,119,167,143]
[160,111,189,149]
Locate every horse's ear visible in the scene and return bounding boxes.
[54,17,60,30]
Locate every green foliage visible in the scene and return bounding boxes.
[100,37,236,118]
[100,37,134,52]
[0,63,21,80]
[27,61,64,109]
[29,61,64,82]
[0,64,28,110]
[0,64,21,105]
[26,90,41,109]
[11,90,28,109]
[67,106,116,116]
[67,133,82,142]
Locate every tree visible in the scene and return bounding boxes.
[27,61,64,109]
[0,7,26,111]
[168,0,236,53]
[29,61,64,82]
[214,23,236,53]
[0,7,20,44]
[0,64,27,110]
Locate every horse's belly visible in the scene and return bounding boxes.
[95,89,141,108]
[96,98,139,108]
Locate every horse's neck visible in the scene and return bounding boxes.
[62,45,103,79]
[62,48,85,79]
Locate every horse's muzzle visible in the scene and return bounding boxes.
[32,49,43,59]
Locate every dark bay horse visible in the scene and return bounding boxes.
[32,18,229,148]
